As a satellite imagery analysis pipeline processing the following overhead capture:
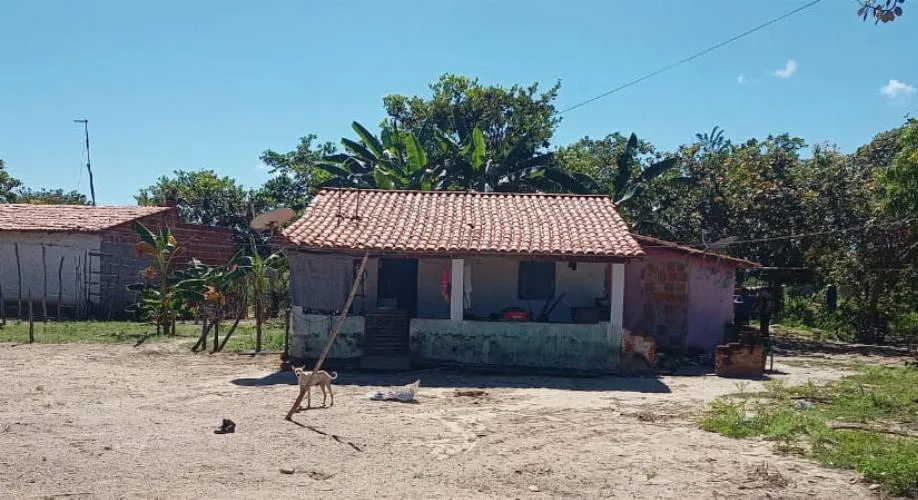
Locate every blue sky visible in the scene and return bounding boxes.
[1,0,915,205]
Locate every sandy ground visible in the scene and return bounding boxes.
[0,341,890,499]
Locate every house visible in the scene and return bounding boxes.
[281,189,757,372]
[0,204,234,319]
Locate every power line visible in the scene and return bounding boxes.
[638,217,917,251]
[559,0,825,115]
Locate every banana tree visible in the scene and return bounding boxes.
[317,120,442,190]
[126,222,197,335]
[230,239,286,352]
[612,133,680,205]
[436,126,598,193]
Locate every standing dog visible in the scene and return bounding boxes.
[292,366,338,409]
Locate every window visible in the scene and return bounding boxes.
[518,261,556,300]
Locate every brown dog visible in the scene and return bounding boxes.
[292,366,338,409]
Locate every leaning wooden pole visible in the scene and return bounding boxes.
[285,252,369,421]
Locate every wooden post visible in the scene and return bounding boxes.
[255,293,263,353]
[28,289,34,344]
[57,257,64,320]
[14,243,22,318]
[83,251,90,318]
[216,286,248,353]
[213,316,220,353]
[74,259,81,320]
[286,252,369,421]
[0,253,4,326]
[283,308,291,361]
[41,245,48,321]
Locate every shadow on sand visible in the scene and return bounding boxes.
[232,367,672,394]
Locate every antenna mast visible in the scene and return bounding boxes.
[74,119,96,206]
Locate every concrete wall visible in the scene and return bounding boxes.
[686,259,735,352]
[0,232,101,315]
[458,257,607,323]
[417,258,450,319]
[624,248,736,354]
[288,252,378,315]
[289,307,364,361]
[410,318,620,372]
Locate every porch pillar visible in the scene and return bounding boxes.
[608,262,625,342]
[450,259,464,321]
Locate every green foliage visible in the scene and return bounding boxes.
[0,159,88,205]
[125,222,200,335]
[135,169,250,227]
[701,366,918,496]
[858,0,906,23]
[13,188,89,205]
[0,159,24,203]
[258,134,338,209]
[383,73,560,162]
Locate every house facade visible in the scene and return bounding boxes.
[282,189,756,373]
[0,204,233,319]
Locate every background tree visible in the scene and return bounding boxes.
[383,73,561,163]
[0,159,23,203]
[136,169,252,228]
[258,134,337,209]
[858,0,906,23]
[13,188,89,205]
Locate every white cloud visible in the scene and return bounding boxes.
[772,59,798,79]
[879,79,916,100]
[737,73,747,85]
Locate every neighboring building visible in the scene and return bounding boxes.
[281,189,757,373]
[0,204,233,319]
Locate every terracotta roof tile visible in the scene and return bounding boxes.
[283,189,644,259]
[0,204,173,233]
[632,234,760,268]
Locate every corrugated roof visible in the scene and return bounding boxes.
[632,234,760,268]
[283,189,644,259]
[0,204,173,233]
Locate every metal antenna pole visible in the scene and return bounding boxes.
[74,119,96,206]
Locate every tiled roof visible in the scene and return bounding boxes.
[632,234,760,268]
[0,204,173,233]
[283,189,644,259]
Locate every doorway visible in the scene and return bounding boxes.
[377,258,419,317]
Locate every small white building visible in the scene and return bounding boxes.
[0,204,233,319]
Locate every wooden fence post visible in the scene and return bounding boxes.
[57,257,64,320]
[14,243,22,318]
[41,245,48,321]
[28,289,34,344]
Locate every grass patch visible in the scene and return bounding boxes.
[0,319,286,352]
[700,366,918,497]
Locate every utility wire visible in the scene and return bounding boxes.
[559,0,825,114]
[638,217,917,251]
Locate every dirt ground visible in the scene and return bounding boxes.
[0,341,900,499]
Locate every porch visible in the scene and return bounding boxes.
[288,252,626,373]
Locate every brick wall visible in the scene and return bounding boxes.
[715,334,765,377]
[95,211,235,318]
[639,259,689,351]
[101,211,234,266]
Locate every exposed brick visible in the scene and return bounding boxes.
[715,338,765,377]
